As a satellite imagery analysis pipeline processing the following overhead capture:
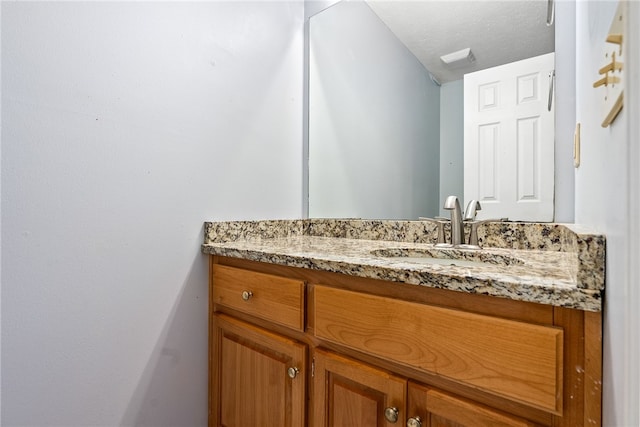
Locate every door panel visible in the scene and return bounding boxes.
[465,52,555,221]
[211,314,306,427]
[313,348,406,427]
[330,375,381,426]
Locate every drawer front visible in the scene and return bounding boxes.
[313,285,563,414]
[212,265,305,331]
[422,387,541,427]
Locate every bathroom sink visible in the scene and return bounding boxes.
[382,256,494,268]
[370,247,524,268]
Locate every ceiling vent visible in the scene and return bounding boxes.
[440,48,475,66]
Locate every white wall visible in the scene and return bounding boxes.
[439,80,464,217]
[1,2,303,426]
[0,3,3,420]
[554,0,576,223]
[574,1,639,425]
[305,0,340,20]
[308,0,440,219]
[631,4,640,424]
[302,0,341,218]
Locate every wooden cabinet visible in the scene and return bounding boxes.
[212,264,305,331]
[313,285,563,414]
[313,349,540,427]
[313,348,406,427]
[209,257,602,427]
[210,314,306,427]
[407,382,541,427]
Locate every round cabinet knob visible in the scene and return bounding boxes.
[384,407,399,423]
[287,367,299,379]
[241,290,253,301]
[406,416,422,427]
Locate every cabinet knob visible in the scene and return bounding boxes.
[406,416,422,427]
[241,290,253,301]
[287,367,299,379]
[384,407,399,423]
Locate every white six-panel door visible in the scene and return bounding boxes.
[464,52,555,221]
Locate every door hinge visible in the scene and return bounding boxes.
[311,358,315,378]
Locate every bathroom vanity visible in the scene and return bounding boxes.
[202,219,604,427]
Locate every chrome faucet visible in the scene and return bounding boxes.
[463,200,481,221]
[443,196,465,246]
[425,198,506,248]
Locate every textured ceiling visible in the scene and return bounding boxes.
[365,0,555,83]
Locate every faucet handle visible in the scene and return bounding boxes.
[464,200,481,221]
[418,217,447,244]
[419,217,448,222]
[465,218,509,247]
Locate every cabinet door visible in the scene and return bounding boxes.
[407,382,540,427]
[210,314,306,427]
[313,348,406,427]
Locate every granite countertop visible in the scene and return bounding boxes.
[201,219,605,312]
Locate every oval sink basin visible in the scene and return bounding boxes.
[382,256,494,268]
[370,247,524,267]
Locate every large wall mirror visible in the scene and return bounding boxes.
[308,0,560,221]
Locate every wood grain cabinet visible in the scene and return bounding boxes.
[313,348,406,427]
[209,263,307,427]
[210,314,306,427]
[313,349,541,427]
[208,257,602,427]
[407,382,542,427]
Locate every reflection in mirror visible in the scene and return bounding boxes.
[308,0,555,220]
[309,0,441,220]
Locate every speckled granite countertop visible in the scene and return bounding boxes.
[201,219,605,312]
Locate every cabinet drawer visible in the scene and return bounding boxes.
[313,285,563,414]
[417,386,541,427]
[212,265,305,331]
